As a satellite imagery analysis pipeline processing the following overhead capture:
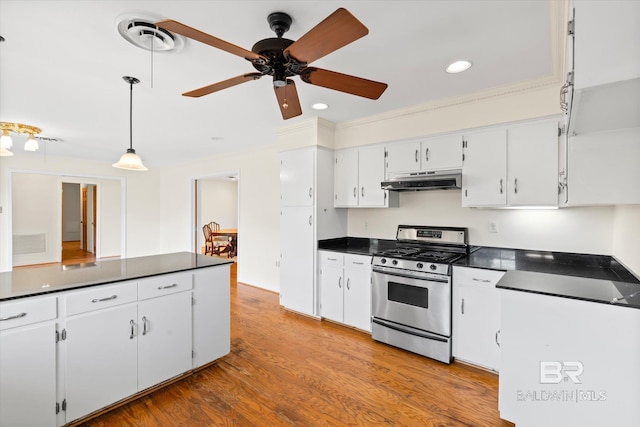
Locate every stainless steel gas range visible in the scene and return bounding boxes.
[371,225,468,364]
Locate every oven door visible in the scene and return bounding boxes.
[371,268,451,337]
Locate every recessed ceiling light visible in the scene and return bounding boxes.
[312,103,329,110]
[445,60,472,74]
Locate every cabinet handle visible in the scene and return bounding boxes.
[328,257,338,261]
[514,178,518,194]
[471,278,492,283]
[415,149,419,163]
[346,278,350,290]
[425,148,429,162]
[338,277,342,289]
[308,215,312,226]
[91,295,117,303]
[461,298,465,314]
[158,283,178,290]
[309,187,313,199]
[0,312,27,321]
[142,316,148,336]
[353,187,357,198]
[130,320,135,339]
[352,262,364,265]
[499,179,503,194]
[495,330,501,348]
[361,186,365,198]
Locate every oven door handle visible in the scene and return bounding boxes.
[372,318,449,343]
[372,267,449,283]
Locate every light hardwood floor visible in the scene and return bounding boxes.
[80,265,512,427]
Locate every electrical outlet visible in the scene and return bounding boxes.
[488,221,498,233]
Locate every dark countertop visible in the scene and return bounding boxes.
[318,238,640,309]
[0,252,233,301]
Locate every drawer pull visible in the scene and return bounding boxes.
[471,278,491,283]
[327,258,338,261]
[0,312,27,321]
[158,283,178,290]
[91,295,118,303]
[352,261,365,265]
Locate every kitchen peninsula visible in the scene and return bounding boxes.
[0,252,232,427]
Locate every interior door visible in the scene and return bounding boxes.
[81,187,87,250]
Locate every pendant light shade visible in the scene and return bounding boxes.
[113,76,148,171]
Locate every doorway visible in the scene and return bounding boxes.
[194,173,239,262]
[61,182,97,264]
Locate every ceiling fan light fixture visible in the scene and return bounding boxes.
[0,146,13,157]
[1,129,13,148]
[445,60,473,74]
[312,103,329,110]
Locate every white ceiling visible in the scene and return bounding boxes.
[0,1,563,167]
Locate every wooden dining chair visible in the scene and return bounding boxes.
[203,224,214,255]
[208,222,220,232]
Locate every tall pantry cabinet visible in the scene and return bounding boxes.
[279,146,347,317]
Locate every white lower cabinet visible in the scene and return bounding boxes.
[0,296,58,427]
[452,266,505,372]
[138,291,192,390]
[65,303,138,421]
[0,265,230,426]
[319,251,372,332]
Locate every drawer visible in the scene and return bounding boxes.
[0,296,57,330]
[453,266,505,288]
[66,282,137,316]
[344,254,371,269]
[318,251,344,266]
[138,272,193,300]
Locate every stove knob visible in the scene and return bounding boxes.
[380,258,387,264]
[430,264,437,271]
[392,260,398,266]
[416,263,424,269]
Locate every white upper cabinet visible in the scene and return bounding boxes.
[462,129,508,207]
[462,118,560,207]
[567,127,640,206]
[385,135,462,175]
[334,146,397,208]
[572,0,640,89]
[568,0,640,135]
[280,149,314,206]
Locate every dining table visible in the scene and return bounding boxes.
[211,228,238,257]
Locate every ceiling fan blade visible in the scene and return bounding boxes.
[284,8,368,64]
[301,68,387,100]
[156,19,266,62]
[274,79,302,120]
[183,73,263,97]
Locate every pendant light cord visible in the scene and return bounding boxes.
[129,81,133,151]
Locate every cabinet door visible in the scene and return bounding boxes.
[138,291,192,391]
[334,149,358,207]
[319,265,344,323]
[385,140,421,174]
[507,120,559,206]
[343,261,371,332]
[65,304,138,422]
[0,322,57,427]
[573,0,640,89]
[462,129,507,207]
[422,134,463,171]
[192,266,231,368]
[280,206,315,315]
[454,285,501,371]
[358,146,387,207]
[280,149,315,206]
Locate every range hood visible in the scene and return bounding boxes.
[381,169,462,192]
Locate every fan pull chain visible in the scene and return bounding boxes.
[150,26,155,88]
[282,81,289,109]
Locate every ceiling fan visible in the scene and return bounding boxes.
[156,8,388,120]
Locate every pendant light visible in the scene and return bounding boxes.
[113,76,148,171]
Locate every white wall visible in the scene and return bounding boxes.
[0,154,156,271]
